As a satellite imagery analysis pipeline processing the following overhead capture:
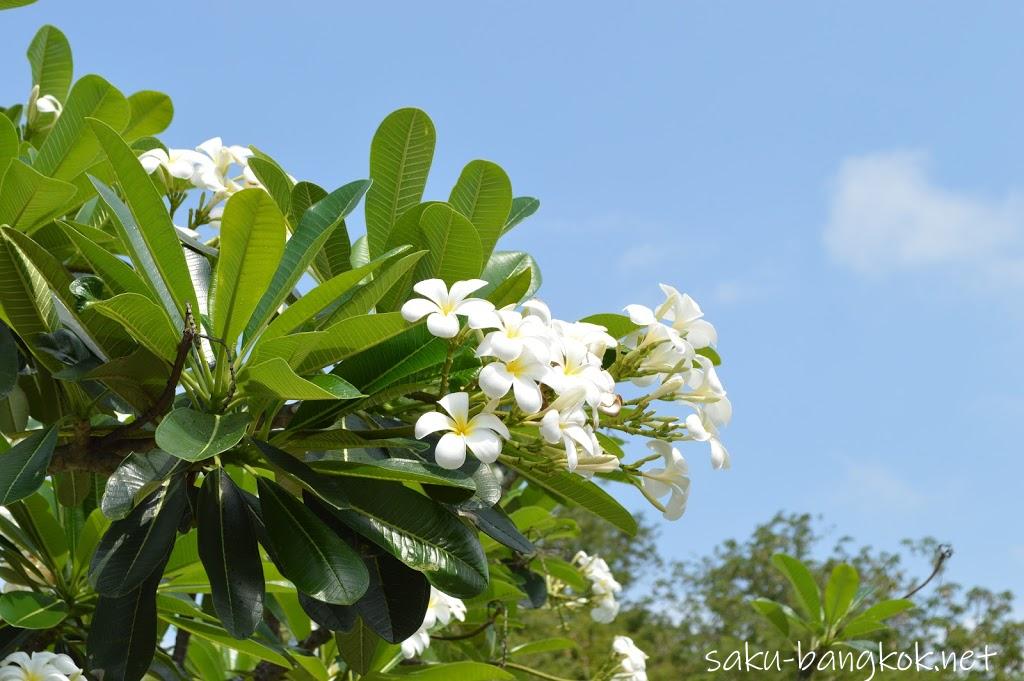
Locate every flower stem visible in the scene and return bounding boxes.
[439,340,456,395]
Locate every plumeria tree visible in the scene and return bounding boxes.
[0,7,732,681]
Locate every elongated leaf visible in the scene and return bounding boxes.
[0,160,77,231]
[299,592,356,632]
[157,613,289,667]
[242,179,371,344]
[578,313,639,339]
[155,408,250,462]
[0,426,57,505]
[479,251,541,301]
[102,449,188,520]
[247,157,292,215]
[34,76,129,182]
[0,325,16,399]
[0,236,59,367]
[337,618,382,676]
[448,160,512,262]
[252,440,351,510]
[122,91,173,140]
[503,196,540,234]
[460,504,535,555]
[366,108,435,257]
[326,477,488,598]
[257,477,368,605]
[241,359,362,401]
[0,591,67,629]
[0,117,18,161]
[294,312,410,374]
[510,465,637,536]
[772,553,823,624]
[824,563,859,626]
[846,598,914,628]
[89,292,179,362]
[90,478,187,596]
[260,252,403,343]
[27,25,72,103]
[89,119,197,325]
[310,454,473,490]
[275,429,426,454]
[60,221,150,296]
[324,249,426,322]
[289,181,327,225]
[370,662,515,680]
[752,598,791,638]
[418,203,483,284]
[211,188,286,346]
[198,469,264,638]
[88,561,164,681]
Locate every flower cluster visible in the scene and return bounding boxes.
[0,652,86,681]
[400,587,467,659]
[573,551,622,623]
[405,279,732,522]
[610,636,649,681]
[139,137,264,204]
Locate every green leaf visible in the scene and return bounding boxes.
[503,196,540,234]
[198,469,264,639]
[257,477,369,605]
[325,249,427,322]
[772,553,823,625]
[0,117,18,161]
[155,408,250,462]
[0,324,18,399]
[289,181,327,225]
[241,358,364,401]
[0,591,68,629]
[509,638,577,658]
[326,477,489,599]
[479,251,541,301]
[336,618,382,676]
[90,478,187,596]
[88,119,197,326]
[578,313,640,340]
[88,563,164,681]
[366,108,435,258]
[34,76,129,182]
[260,254,400,343]
[752,598,791,638]
[242,179,371,344]
[293,312,411,374]
[418,203,483,284]
[59,220,150,296]
[0,426,57,505]
[824,563,859,627]
[27,25,73,103]
[460,504,535,555]
[122,91,174,141]
[510,465,637,536]
[0,235,60,367]
[274,429,426,454]
[310,453,474,490]
[370,662,516,680]
[449,160,513,263]
[246,151,293,215]
[211,188,286,347]
[157,612,290,667]
[0,159,78,232]
[848,598,914,626]
[252,440,352,511]
[89,292,179,362]
[0,1,37,10]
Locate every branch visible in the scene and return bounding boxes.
[903,544,954,599]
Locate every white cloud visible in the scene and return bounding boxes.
[823,151,1024,282]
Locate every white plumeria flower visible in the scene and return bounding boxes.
[139,147,210,181]
[641,440,691,520]
[539,397,596,472]
[401,279,496,339]
[400,587,466,659]
[478,349,550,414]
[684,409,731,470]
[414,392,509,469]
[573,551,622,623]
[655,283,717,349]
[193,137,259,197]
[574,453,622,476]
[0,651,86,681]
[612,636,649,681]
[521,298,552,324]
[35,94,62,116]
[552,319,617,357]
[547,340,614,408]
[476,308,552,362]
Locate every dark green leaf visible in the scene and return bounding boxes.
[198,469,264,638]
[509,465,637,536]
[154,408,250,462]
[299,592,356,632]
[0,426,57,505]
[252,439,351,510]
[0,324,17,399]
[88,559,164,681]
[336,618,382,676]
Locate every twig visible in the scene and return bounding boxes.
[903,544,954,599]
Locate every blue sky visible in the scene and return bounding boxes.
[4,2,1023,602]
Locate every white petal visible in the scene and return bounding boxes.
[478,363,513,399]
[413,279,450,306]
[448,279,488,302]
[642,473,670,499]
[539,409,562,443]
[464,429,502,463]
[710,437,731,470]
[624,304,658,326]
[436,392,469,422]
[197,137,224,158]
[489,333,522,362]
[511,378,542,413]
[455,298,495,318]
[434,433,467,469]
[427,311,460,338]
[401,297,440,322]
[466,308,500,330]
[468,412,510,439]
[415,411,454,439]
[685,413,712,441]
